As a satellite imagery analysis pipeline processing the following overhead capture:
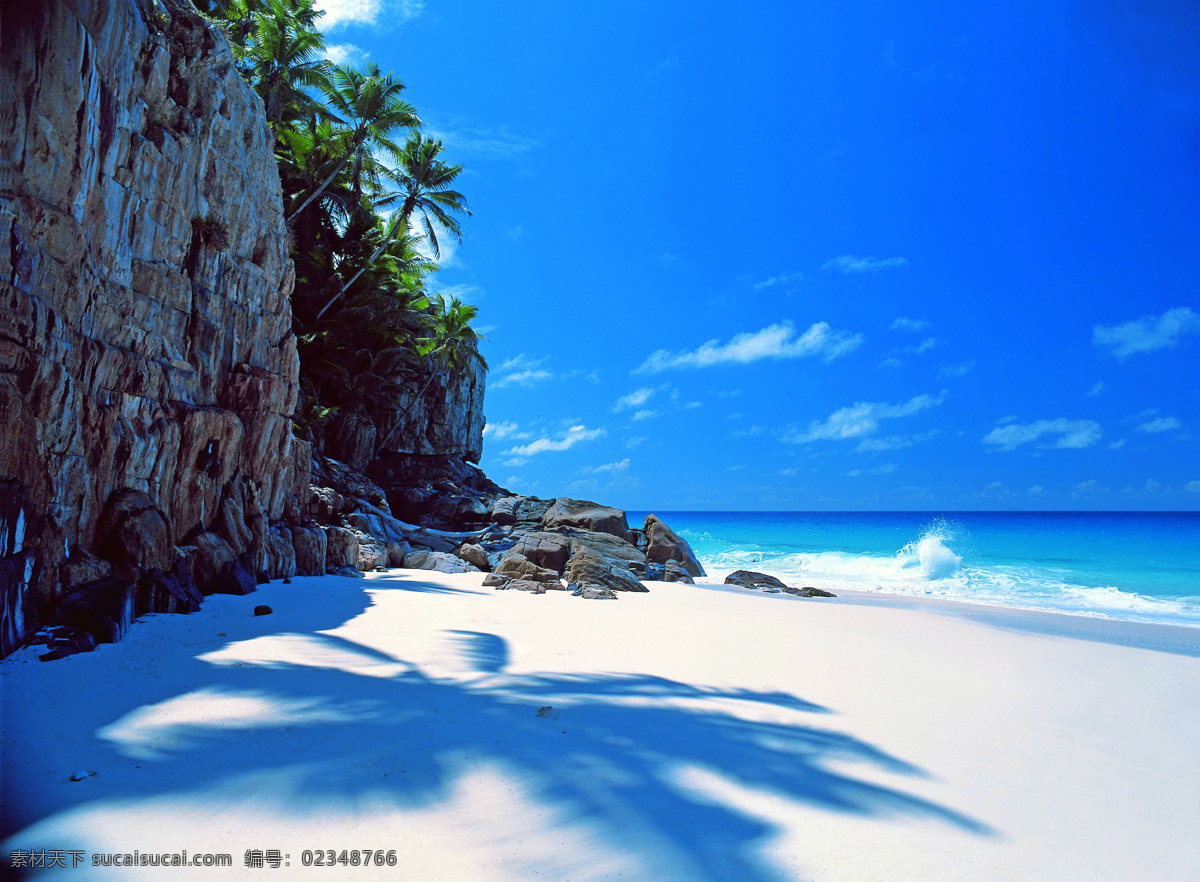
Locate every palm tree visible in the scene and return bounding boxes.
[373,293,487,456]
[286,63,420,222]
[312,132,470,323]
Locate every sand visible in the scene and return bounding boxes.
[3,570,1199,880]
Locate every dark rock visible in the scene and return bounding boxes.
[96,490,173,578]
[725,570,787,590]
[456,542,491,571]
[55,575,136,644]
[494,551,562,584]
[282,576,292,584]
[324,526,359,569]
[508,579,549,593]
[289,525,327,576]
[510,532,573,574]
[564,546,647,594]
[663,560,695,584]
[141,565,202,614]
[1,549,39,658]
[783,586,837,598]
[256,570,270,584]
[331,565,365,579]
[206,558,258,596]
[491,495,553,530]
[266,525,296,580]
[571,585,618,600]
[566,531,647,575]
[646,563,666,581]
[542,498,629,538]
[482,573,511,588]
[253,605,273,616]
[34,625,97,661]
[190,532,237,592]
[644,514,706,577]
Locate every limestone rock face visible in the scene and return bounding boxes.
[0,0,304,637]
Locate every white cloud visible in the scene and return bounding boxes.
[1093,307,1200,358]
[1108,439,1126,450]
[635,320,862,373]
[938,360,976,378]
[613,385,666,412]
[506,424,606,457]
[823,254,908,274]
[1087,381,1105,397]
[753,271,805,290]
[581,458,630,475]
[898,336,938,355]
[316,0,424,30]
[624,437,647,449]
[1185,480,1200,493]
[781,391,948,445]
[425,121,540,160]
[891,317,930,332]
[324,43,367,65]
[482,420,528,441]
[503,457,526,467]
[632,410,658,421]
[981,418,1102,451]
[1028,485,1045,496]
[1137,416,1181,433]
[846,463,898,477]
[1074,479,1099,493]
[1145,478,1163,493]
[492,353,553,389]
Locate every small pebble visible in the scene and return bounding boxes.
[70,770,90,782]
[253,605,273,616]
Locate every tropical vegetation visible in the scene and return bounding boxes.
[195,0,486,459]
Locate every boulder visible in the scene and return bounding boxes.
[254,605,273,616]
[567,531,647,575]
[355,533,388,571]
[494,551,561,584]
[509,532,573,574]
[572,585,618,600]
[725,570,786,590]
[783,586,837,598]
[663,560,694,584]
[456,542,491,571]
[60,548,111,589]
[387,539,411,567]
[95,490,173,576]
[492,496,553,529]
[507,579,550,593]
[290,526,327,576]
[564,546,647,594]
[331,565,365,579]
[482,573,510,588]
[206,557,258,596]
[324,526,359,569]
[403,550,479,574]
[542,498,629,538]
[643,514,705,577]
[31,626,97,662]
[54,575,136,644]
[190,532,237,592]
[266,526,297,580]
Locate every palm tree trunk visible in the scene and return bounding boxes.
[312,195,415,323]
[285,149,355,223]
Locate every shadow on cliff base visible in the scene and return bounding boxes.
[2,576,993,880]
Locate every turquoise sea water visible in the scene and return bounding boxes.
[627,511,1200,627]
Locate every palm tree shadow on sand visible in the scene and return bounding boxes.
[8,578,994,880]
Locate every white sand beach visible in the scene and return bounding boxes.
[3,571,1199,881]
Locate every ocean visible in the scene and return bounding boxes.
[627,511,1200,627]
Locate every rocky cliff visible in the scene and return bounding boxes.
[0,0,307,653]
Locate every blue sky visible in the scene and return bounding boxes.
[316,0,1200,511]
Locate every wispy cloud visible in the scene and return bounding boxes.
[1093,307,1200,358]
[938,359,976,378]
[425,120,541,160]
[856,430,938,452]
[581,458,630,475]
[1186,480,1200,493]
[1087,381,1105,397]
[492,353,553,389]
[981,418,1102,451]
[631,409,658,421]
[891,317,930,332]
[780,391,948,446]
[846,463,897,477]
[506,424,606,457]
[1074,479,1100,493]
[897,336,938,355]
[316,0,424,29]
[1137,416,1181,433]
[635,321,862,373]
[823,254,908,274]
[613,385,666,412]
[1108,439,1126,450]
[753,272,805,290]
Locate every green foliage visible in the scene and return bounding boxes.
[200,0,483,451]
